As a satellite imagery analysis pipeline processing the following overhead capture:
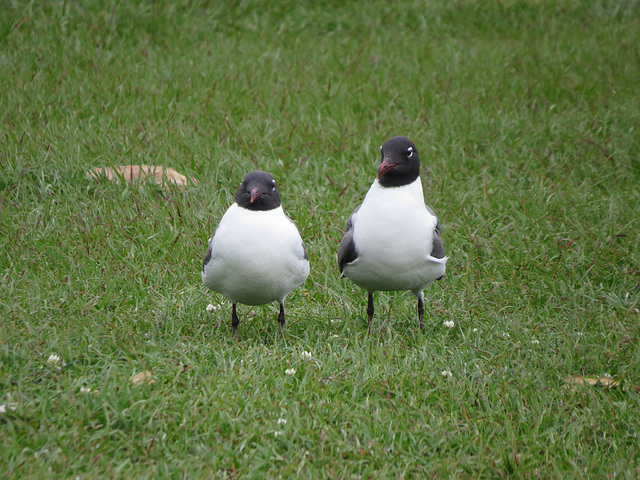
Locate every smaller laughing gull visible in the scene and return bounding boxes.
[202,171,309,338]
[338,136,447,333]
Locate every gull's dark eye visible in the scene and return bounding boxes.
[271,180,276,191]
[407,147,414,158]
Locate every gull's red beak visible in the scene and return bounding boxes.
[250,187,263,203]
[377,159,396,178]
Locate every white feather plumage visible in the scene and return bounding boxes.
[342,178,447,296]
[202,204,309,306]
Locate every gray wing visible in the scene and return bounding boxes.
[431,227,445,260]
[287,217,309,261]
[426,205,445,259]
[202,227,217,272]
[337,205,360,275]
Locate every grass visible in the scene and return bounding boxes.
[1,0,639,477]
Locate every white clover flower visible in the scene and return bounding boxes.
[441,370,453,378]
[206,304,218,312]
[47,354,64,366]
[301,351,313,360]
[531,339,540,345]
[0,403,18,414]
[502,332,511,339]
[274,430,284,437]
[443,320,455,329]
[614,401,628,411]
[79,387,92,394]
[285,368,296,376]
[277,418,287,425]
[472,328,479,333]
[331,334,339,338]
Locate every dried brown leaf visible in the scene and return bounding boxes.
[563,375,620,388]
[86,165,198,190]
[131,371,156,386]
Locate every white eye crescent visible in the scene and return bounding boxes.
[271,180,276,190]
[407,147,414,158]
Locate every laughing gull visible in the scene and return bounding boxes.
[202,171,309,338]
[338,136,447,333]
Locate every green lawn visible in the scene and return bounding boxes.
[1,0,639,477]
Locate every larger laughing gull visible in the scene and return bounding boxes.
[202,171,309,338]
[338,136,447,333]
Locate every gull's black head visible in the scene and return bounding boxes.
[376,136,421,188]
[235,171,282,211]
